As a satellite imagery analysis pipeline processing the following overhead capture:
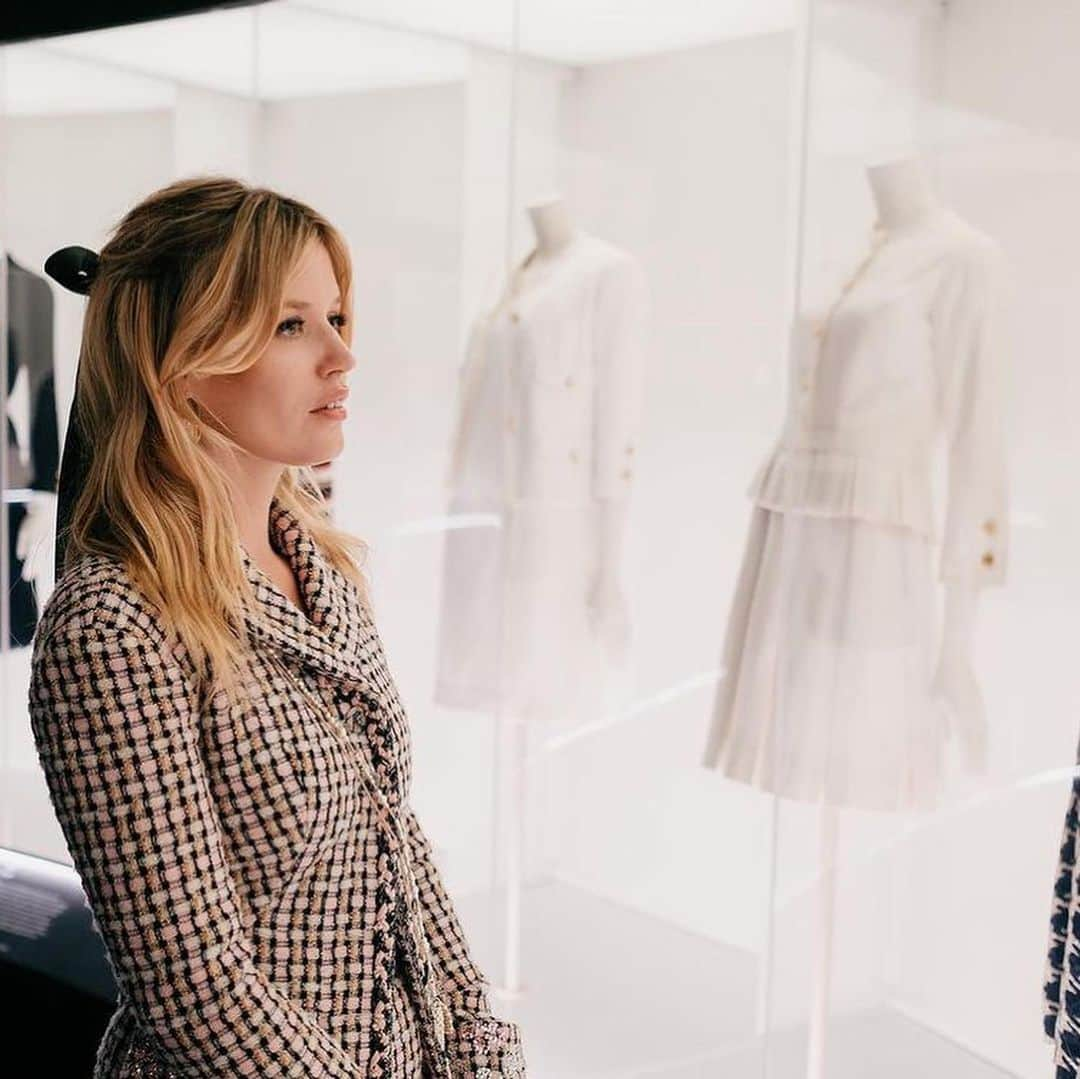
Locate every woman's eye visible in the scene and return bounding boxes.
[276,314,348,337]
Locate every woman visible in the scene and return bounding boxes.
[28,177,526,1079]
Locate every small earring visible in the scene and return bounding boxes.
[184,418,202,443]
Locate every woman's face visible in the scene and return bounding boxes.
[188,237,356,469]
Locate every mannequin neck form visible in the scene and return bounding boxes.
[867,158,941,233]
[526,197,577,258]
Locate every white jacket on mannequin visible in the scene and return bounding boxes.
[752,209,1009,583]
[435,232,648,722]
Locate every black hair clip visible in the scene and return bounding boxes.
[44,245,100,295]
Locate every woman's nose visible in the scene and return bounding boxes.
[327,335,357,373]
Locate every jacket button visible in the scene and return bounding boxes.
[983,518,997,535]
[621,467,632,480]
[981,551,995,567]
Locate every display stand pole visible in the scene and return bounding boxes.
[806,799,838,1079]
[494,0,526,1000]
[507,717,527,993]
[491,709,528,996]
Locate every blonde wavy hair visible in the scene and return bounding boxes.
[61,175,369,706]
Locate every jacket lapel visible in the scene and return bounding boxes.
[238,496,377,690]
[240,501,455,1074]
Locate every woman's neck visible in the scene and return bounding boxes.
[867,157,941,233]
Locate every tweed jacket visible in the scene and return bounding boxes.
[27,496,526,1078]
[1045,762,1080,1074]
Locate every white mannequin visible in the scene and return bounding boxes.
[866,156,939,231]
[522,196,576,267]
[517,195,632,663]
[867,157,987,773]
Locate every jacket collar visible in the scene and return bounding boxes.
[238,496,377,690]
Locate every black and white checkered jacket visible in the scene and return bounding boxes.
[28,496,526,1078]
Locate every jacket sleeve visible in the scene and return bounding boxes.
[1044,773,1080,1060]
[402,802,526,1077]
[592,253,649,501]
[27,616,367,1077]
[933,241,1011,587]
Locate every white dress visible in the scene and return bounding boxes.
[703,209,1010,811]
[434,233,648,723]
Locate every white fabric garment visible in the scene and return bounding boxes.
[704,208,1010,811]
[435,232,647,723]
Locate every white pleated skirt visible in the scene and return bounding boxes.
[703,504,945,812]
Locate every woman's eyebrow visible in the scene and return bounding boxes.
[283,295,342,310]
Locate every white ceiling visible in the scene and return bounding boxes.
[0,0,797,115]
[301,0,798,63]
[1,41,177,115]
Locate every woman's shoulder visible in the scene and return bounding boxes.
[33,552,166,657]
